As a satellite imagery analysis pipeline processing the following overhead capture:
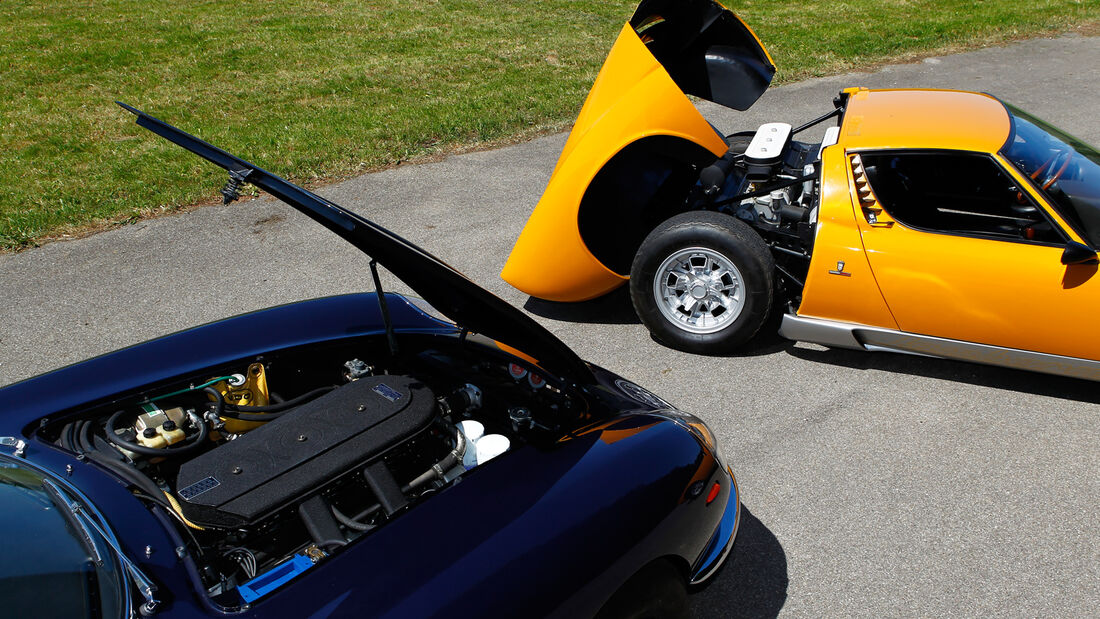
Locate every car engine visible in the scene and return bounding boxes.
[40,334,581,608]
[701,119,843,305]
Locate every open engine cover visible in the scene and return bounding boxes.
[176,375,435,527]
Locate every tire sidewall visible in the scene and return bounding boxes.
[630,211,774,354]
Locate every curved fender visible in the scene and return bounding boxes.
[502,24,728,302]
[269,414,724,618]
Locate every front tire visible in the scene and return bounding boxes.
[630,211,774,354]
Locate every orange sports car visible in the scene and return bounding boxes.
[502,0,1100,380]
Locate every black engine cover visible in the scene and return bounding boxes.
[175,375,434,527]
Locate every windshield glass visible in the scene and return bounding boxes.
[0,460,126,618]
[1001,104,1100,247]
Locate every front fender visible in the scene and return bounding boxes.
[247,412,724,618]
[502,23,728,302]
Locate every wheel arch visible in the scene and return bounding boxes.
[578,135,719,276]
[593,556,692,619]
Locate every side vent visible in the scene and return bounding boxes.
[849,154,893,227]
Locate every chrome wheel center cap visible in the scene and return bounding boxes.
[653,246,746,335]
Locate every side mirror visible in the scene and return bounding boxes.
[1061,241,1098,265]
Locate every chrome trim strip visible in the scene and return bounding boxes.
[780,313,1100,381]
[778,313,863,350]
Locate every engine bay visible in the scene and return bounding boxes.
[701,110,845,307]
[37,334,583,608]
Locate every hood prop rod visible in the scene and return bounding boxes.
[369,259,399,360]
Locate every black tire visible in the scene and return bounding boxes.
[595,559,688,619]
[630,211,774,354]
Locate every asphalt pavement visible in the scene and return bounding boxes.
[2,34,1098,617]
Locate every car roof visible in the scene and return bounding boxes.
[838,88,1011,153]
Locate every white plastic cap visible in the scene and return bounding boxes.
[457,420,485,442]
[457,420,485,469]
[475,434,510,465]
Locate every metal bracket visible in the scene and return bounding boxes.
[0,437,26,457]
[221,168,254,204]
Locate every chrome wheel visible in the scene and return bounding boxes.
[652,247,744,334]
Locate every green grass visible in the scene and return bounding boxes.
[1,0,1097,250]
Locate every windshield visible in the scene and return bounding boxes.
[0,461,126,618]
[1001,104,1100,247]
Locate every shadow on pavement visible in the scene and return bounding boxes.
[523,285,797,357]
[643,309,797,359]
[787,344,1100,404]
[523,287,639,325]
[718,311,796,358]
[688,505,788,619]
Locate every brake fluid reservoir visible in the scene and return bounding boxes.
[157,420,186,446]
[135,404,186,449]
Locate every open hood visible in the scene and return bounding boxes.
[631,0,775,111]
[501,1,776,302]
[119,103,595,386]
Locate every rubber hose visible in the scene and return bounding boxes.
[83,450,172,510]
[60,421,76,452]
[79,419,97,454]
[67,421,83,453]
[228,386,336,413]
[205,386,289,422]
[351,502,383,522]
[331,505,375,532]
[405,430,466,490]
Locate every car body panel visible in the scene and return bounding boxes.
[779,313,1100,381]
[852,197,1100,360]
[797,144,900,329]
[798,89,1100,362]
[838,88,1010,152]
[502,0,774,302]
[688,466,739,584]
[501,23,728,302]
[629,0,775,112]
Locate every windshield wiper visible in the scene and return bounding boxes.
[42,479,162,614]
[42,479,104,566]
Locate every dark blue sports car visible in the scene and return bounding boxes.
[0,105,739,618]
